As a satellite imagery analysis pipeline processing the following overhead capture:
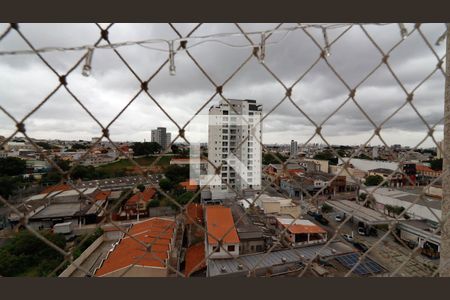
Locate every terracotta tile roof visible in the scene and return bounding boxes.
[185,203,203,225]
[205,206,240,245]
[180,179,198,192]
[277,218,326,234]
[126,188,156,206]
[42,184,71,194]
[95,218,175,277]
[416,164,436,173]
[95,190,111,201]
[184,242,206,277]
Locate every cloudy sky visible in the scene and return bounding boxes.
[0,23,447,148]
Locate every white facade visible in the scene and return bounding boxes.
[151,127,170,150]
[290,140,298,157]
[207,99,262,199]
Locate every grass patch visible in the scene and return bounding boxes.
[96,155,172,175]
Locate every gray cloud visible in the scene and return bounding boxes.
[0,23,445,147]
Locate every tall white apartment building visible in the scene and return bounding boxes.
[290,140,298,157]
[207,99,262,199]
[151,127,171,150]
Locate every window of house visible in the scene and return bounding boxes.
[213,246,220,252]
[227,245,235,252]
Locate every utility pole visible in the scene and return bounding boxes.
[441,24,450,277]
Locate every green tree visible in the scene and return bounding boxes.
[262,152,287,165]
[164,165,189,184]
[0,157,27,176]
[0,230,66,277]
[137,184,145,192]
[365,175,384,186]
[131,142,162,156]
[36,141,52,150]
[313,150,338,165]
[0,176,24,199]
[429,158,443,171]
[159,178,174,191]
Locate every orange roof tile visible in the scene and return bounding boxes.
[416,164,436,173]
[95,190,111,201]
[42,184,71,194]
[95,218,175,277]
[277,218,326,234]
[180,179,198,192]
[205,206,240,245]
[185,242,206,277]
[185,203,203,225]
[126,188,156,205]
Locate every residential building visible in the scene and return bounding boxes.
[151,127,171,150]
[123,188,156,219]
[254,194,301,218]
[204,205,240,259]
[94,218,176,277]
[275,217,327,247]
[290,140,298,157]
[207,99,262,199]
[367,168,403,187]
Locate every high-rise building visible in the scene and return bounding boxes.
[207,99,262,199]
[290,140,298,157]
[151,127,171,150]
[437,140,443,159]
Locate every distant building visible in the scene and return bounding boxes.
[290,140,298,157]
[436,140,443,159]
[151,127,171,150]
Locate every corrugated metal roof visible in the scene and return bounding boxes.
[208,241,353,277]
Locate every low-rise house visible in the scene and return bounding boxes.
[205,205,240,259]
[123,188,156,219]
[94,218,176,277]
[184,242,206,277]
[254,194,301,218]
[276,217,327,247]
[367,168,403,187]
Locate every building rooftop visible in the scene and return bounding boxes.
[184,242,206,277]
[205,206,240,245]
[367,187,441,210]
[126,188,156,206]
[276,218,327,234]
[326,199,398,225]
[207,241,354,277]
[95,218,175,276]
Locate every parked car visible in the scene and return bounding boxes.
[357,227,366,236]
[353,242,369,253]
[307,210,318,217]
[335,214,343,222]
[314,214,329,226]
[342,233,353,242]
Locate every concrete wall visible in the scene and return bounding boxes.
[59,234,105,277]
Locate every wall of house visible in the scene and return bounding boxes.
[206,242,240,259]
